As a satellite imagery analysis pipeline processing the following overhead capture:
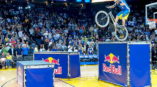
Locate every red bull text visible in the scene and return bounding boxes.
[103,53,122,75]
[54,67,62,74]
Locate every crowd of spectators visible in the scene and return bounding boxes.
[0,1,157,69]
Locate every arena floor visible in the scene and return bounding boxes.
[0,65,157,87]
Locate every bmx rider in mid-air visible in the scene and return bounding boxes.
[107,0,130,27]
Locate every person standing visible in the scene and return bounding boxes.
[8,45,16,58]
[0,53,6,69]
[16,45,22,60]
[6,53,13,68]
[21,44,29,61]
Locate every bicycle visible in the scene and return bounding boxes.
[95,9,128,41]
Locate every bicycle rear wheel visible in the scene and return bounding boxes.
[114,25,128,41]
[95,10,110,28]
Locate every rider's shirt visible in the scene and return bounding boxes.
[116,0,130,11]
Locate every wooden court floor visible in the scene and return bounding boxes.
[0,65,157,87]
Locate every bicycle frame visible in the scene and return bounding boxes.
[108,11,115,24]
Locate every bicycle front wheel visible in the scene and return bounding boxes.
[95,10,110,28]
[114,25,128,41]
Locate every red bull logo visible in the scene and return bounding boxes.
[44,57,62,74]
[103,53,122,75]
[44,57,60,65]
[104,53,119,64]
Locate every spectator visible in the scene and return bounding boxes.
[39,45,45,52]
[0,53,6,69]
[21,45,29,61]
[16,45,22,60]
[74,47,78,52]
[1,45,9,55]
[82,45,86,54]
[18,30,23,38]
[6,53,13,68]
[88,46,94,55]
[68,44,73,52]
[34,46,39,53]
[8,45,16,57]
